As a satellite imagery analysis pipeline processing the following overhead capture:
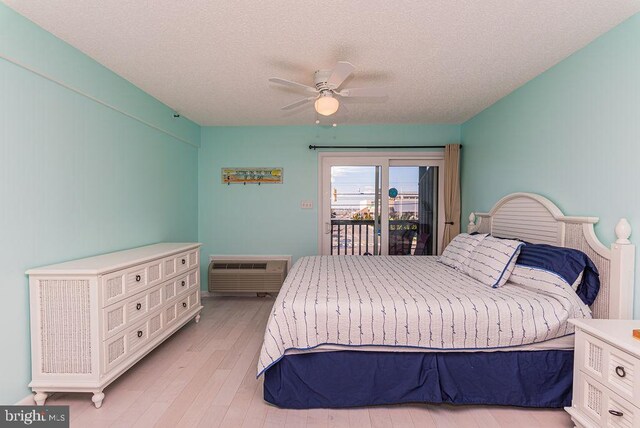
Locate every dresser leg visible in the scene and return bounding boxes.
[92,391,105,408]
[195,313,201,323]
[34,391,48,406]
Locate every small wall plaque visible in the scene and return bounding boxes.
[222,167,283,184]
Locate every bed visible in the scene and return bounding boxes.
[258,193,635,409]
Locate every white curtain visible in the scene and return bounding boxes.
[442,144,461,249]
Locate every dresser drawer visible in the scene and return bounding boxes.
[104,318,152,373]
[125,265,148,293]
[146,259,163,287]
[176,273,190,296]
[188,270,199,289]
[102,271,126,306]
[127,320,149,354]
[189,290,199,307]
[148,311,163,339]
[163,256,177,278]
[188,249,199,268]
[177,296,190,317]
[148,285,163,311]
[103,318,148,374]
[173,249,199,275]
[104,332,127,373]
[101,260,164,307]
[175,252,191,274]
[574,372,639,428]
[164,280,177,302]
[576,330,640,403]
[125,293,149,325]
[608,347,638,403]
[102,283,163,339]
[165,303,178,326]
[164,296,192,326]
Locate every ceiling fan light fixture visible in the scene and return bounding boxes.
[314,93,339,116]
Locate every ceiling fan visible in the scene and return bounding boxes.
[269,61,387,117]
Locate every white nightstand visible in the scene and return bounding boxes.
[566,319,640,428]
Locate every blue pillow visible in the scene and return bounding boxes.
[515,243,600,306]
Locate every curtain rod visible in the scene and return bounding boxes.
[309,145,460,150]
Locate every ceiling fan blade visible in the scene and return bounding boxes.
[281,96,316,110]
[327,61,355,89]
[269,78,317,94]
[337,87,387,98]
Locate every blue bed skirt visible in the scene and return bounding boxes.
[264,350,574,409]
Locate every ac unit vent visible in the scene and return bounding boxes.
[209,259,287,294]
[212,263,268,270]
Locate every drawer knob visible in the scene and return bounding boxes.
[136,303,142,310]
[615,366,626,378]
[609,410,624,417]
[182,302,187,308]
[181,259,186,265]
[135,275,141,282]
[137,330,143,338]
[181,281,186,287]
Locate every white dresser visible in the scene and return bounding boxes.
[26,243,202,408]
[566,319,640,428]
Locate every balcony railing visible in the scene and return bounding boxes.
[330,219,430,256]
[331,219,376,255]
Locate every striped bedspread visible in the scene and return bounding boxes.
[257,256,590,376]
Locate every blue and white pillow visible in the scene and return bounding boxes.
[514,242,599,306]
[438,233,487,270]
[463,236,524,288]
[510,265,579,291]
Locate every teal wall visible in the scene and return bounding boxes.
[198,125,460,280]
[0,4,200,403]
[461,13,640,317]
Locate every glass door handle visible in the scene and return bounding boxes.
[324,222,331,234]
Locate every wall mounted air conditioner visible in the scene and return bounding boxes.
[208,258,287,295]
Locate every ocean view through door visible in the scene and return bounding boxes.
[319,153,444,256]
[329,165,381,255]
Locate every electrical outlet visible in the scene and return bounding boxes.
[301,201,313,209]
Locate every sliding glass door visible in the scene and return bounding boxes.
[319,153,444,256]
[328,165,382,255]
[388,162,439,256]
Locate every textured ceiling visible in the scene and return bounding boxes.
[4,1,640,126]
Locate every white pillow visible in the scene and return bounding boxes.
[463,236,524,288]
[510,265,584,292]
[438,233,487,270]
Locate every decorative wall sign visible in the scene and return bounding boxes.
[222,167,283,185]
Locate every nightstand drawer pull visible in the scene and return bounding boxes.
[181,280,186,287]
[615,366,626,378]
[136,303,142,310]
[181,259,186,265]
[137,330,143,338]
[608,410,624,417]
[135,275,141,282]
[182,302,187,308]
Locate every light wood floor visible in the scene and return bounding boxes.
[46,296,574,427]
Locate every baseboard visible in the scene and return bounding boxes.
[201,290,212,298]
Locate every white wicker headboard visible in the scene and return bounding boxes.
[467,193,635,320]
